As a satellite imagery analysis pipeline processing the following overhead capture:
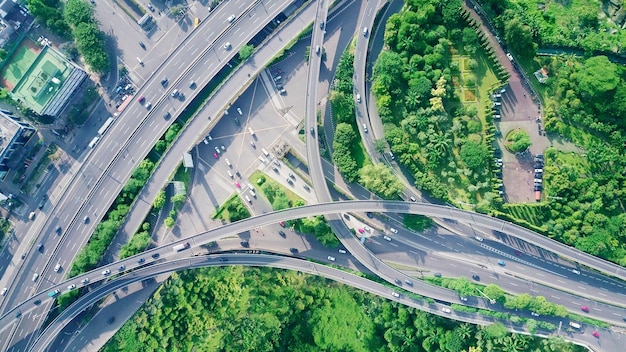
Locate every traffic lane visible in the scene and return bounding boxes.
[1,0,292,346]
[30,255,532,352]
[369,233,626,324]
[30,0,289,290]
[389,226,626,309]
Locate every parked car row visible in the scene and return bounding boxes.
[534,154,543,201]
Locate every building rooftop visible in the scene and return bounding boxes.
[2,41,85,116]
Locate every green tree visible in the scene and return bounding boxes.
[239,44,254,60]
[64,0,93,25]
[153,190,166,209]
[459,140,490,171]
[359,164,403,199]
[482,284,506,304]
[164,217,175,227]
[504,17,537,58]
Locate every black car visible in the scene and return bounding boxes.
[218,257,228,262]
[534,184,542,191]
[278,230,286,238]
[107,316,116,325]
[139,41,146,49]
[234,117,240,126]
[534,173,542,179]
[241,241,250,248]
[289,247,299,254]
[151,253,160,259]
[37,243,44,253]
[472,274,480,281]
[366,212,374,218]
[160,78,168,87]
[163,112,171,120]
[33,299,41,305]
[55,226,62,235]
[137,258,145,264]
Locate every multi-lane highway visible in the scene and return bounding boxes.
[4,0,626,350]
[0,1,294,350]
[30,254,614,352]
[7,200,626,335]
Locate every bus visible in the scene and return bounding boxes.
[88,136,100,148]
[194,17,200,28]
[172,242,190,252]
[97,117,115,136]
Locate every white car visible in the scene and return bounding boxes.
[356,93,361,103]
[67,284,76,290]
[54,263,61,272]
[223,42,231,50]
[363,226,371,232]
[391,291,400,298]
[531,311,540,317]
[506,52,513,61]
[327,255,336,262]
[474,236,484,242]
[81,278,90,284]
[236,107,243,115]
[32,273,39,282]
[572,269,581,275]
[389,228,398,234]
[383,235,392,241]
[0,288,7,296]
[102,269,111,276]
[338,249,347,254]
[227,14,236,23]
[225,158,231,167]
[442,307,452,313]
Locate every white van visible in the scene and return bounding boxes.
[363,27,368,36]
[261,148,270,157]
[248,127,255,136]
[249,190,256,198]
[225,158,231,167]
[88,136,100,148]
[245,195,252,203]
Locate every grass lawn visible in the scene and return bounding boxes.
[213,194,249,221]
[249,170,305,206]
[445,51,500,205]
[500,203,549,230]
[351,138,371,169]
[172,162,191,192]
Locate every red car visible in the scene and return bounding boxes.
[279,221,286,227]
[235,182,241,188]
[138,96,145,103]
[592,331,600,338]
[357,228,365,234]
[581,305,590,313]
[213,152,219,159]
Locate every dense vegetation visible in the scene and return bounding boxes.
[479,0,626,56]
[528,54,626,264]
[27,0,110,72]
[372,0,503,207]
[472,0,626,264]
[103,267,583,352]
[330,50,360,182]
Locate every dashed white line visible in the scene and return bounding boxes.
[449,263,457,267]
[551,295,560,300]
[576,286,587,290]
[536,273,544,277]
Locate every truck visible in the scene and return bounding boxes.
[47,289,61,297]
[172,242,190,252]
[569,321,581,329]
[535,191,541,202]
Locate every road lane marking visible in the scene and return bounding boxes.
[576,286,587,290]
[449,263,457,267]
[536,273,544,277]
